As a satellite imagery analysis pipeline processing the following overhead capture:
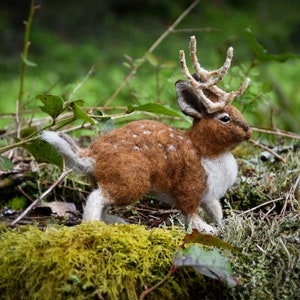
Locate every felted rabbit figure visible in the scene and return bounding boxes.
[42,36,251,234]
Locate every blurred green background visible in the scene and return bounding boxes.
[0,0,299,133]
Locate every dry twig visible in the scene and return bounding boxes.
[11,169,73,226]
[249,139,286,163]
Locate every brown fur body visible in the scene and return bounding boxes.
[82,120,206,216]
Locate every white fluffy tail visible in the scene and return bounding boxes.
[41,131,95,174]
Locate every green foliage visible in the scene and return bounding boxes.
[245,28,300,62]
[8,196,27,210]
[0,155,13,171]
[36,94,95,126]
[127,103,189,121]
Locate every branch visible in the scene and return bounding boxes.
[104,0,200,107]
[252,126,300,140]
[10,169,73,226]
[237,197,284,216]
[249,139,286,163]
[16,0,40,139]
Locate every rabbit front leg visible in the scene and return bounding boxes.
[200,199,223,228]
[186,213,216,234]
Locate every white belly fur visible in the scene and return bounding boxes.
[201,152,238,204]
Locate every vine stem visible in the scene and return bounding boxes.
[104,0,200,108]
[11,168,73,226]
[139,266,176,300]
[16,0,40,139]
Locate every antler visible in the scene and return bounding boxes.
[179,36,250,113]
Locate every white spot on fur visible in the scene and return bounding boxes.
[168,145,175,152]
[113,144,118,149]
[132,134,138,138]
[143,130,152,135]
[178,135,184,140]
[157,143,163,148]
[169,133,174,138]
[133,146,141,152]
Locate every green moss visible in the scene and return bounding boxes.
[223,213,300,299]
[0,222,205,300]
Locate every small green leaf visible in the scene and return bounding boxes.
[161,61,177,69]
[174,245,238,288]
[64,99,85,109]
[262,80,273,93]
[145,51,159,67]
[36,94,64,120]
[0,155,14,171]
[21,54,37,67]
[244,28,266,56]
[123,62,132,69]
[127,103,189,121]
[71,103,95,125]
[24,138,63,168]
[94,110,114,134]
[245,28,300,62]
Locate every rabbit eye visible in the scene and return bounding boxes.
[217,114,231,124]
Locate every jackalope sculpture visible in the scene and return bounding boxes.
[42,36,252,233]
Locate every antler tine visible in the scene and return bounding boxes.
[179,36,250,114]
[179,49,199,88]
[189,36,209,82]
[199,77,251,113]
[214,47,233,84]
[222,77,251,103]
[189,36,234,88]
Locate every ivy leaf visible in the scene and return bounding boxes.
[174,245,238,288]
[0,155,14,171]
[24,138,63,168]
[182,229,238,252]
[70,102,95,125]
[93,110,114,134]
[64,99,85,110]
[127,103,190,122]
[245,28,300,62]
[36,94,64,121]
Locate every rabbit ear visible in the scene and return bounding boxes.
[175,80,205,119]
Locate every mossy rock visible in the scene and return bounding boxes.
[0,222,208,300]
